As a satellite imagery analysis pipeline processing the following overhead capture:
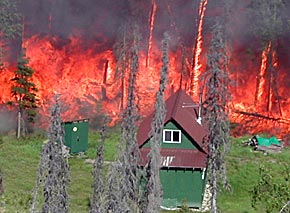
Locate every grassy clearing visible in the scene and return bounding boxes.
[0,130,289,213]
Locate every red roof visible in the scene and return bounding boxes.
[139,148,208,168]
[137,89,208,153]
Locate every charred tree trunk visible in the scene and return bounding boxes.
[101,60,109,100]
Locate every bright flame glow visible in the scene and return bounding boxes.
[189,0,208,99]
[147,0,157,70]
[256,41,271,106]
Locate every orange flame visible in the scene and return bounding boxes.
[146,0,157,70]
[189,0,208,99]
[256,41,271,106]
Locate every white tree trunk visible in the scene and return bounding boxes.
[17,111,21,138]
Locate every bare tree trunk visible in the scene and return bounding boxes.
[211,144,217,213]
[17,111,21,138]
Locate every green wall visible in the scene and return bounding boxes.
[142,121,197,149]
[160,168,206,209]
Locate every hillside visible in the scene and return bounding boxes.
[0,129,289,213]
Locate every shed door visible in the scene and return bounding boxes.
[160,169,204,208]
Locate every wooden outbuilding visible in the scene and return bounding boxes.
[137,89,209,209]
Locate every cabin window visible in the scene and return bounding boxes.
[163,130,181,143]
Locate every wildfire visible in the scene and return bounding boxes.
[255,41,271,107]
[0,0,289,137]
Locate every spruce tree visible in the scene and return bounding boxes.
[144,32,170,213]
[104,25,141,213]
[201,19,231,213]
[10,49,38,138]
[118,25,141,210]
[30,96,69,213]
[90,118,108,213]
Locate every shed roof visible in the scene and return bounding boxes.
[137,89,208,153]
[139,148,207,168]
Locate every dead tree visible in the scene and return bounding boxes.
[90,117,108,213]
[201,20,231,213]
[143,32,170,213]
[118,25,142,210]
[104,25,141,213]
[30,96,69,213]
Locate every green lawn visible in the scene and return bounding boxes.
[0,130,289,213]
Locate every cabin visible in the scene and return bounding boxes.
[137,89,209,210]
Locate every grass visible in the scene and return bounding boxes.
[0,130,289,213]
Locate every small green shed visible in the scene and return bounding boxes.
[137,89,209,210]
[63,118,89,154]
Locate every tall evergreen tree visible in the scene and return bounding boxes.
[30,96,69,213]
[118,25,141,211]
[104,25,141,213]
[201,20,231,213]
[144,32,170,213]
[10,49,38,138]
[90,117,108,213]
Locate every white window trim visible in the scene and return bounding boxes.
[163,129,181,143]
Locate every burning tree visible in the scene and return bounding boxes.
[189,0,208,99]
[30,96,69,213]
[249,0,287,114]
[143,32,169,213]
[201,19,231,213]
[10,49,38,138]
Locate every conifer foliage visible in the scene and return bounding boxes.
[144,32,170,213]
[201,20,231,213]
[90,117,107,213]
[104,25,141,213]
[10,49,38,138]
[31,96,69,213]
[118,25,141,208]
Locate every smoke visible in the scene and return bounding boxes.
[0,108,16,134]
[19,1,202,48]
[21,0,137,40]
[2,0,288,129]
